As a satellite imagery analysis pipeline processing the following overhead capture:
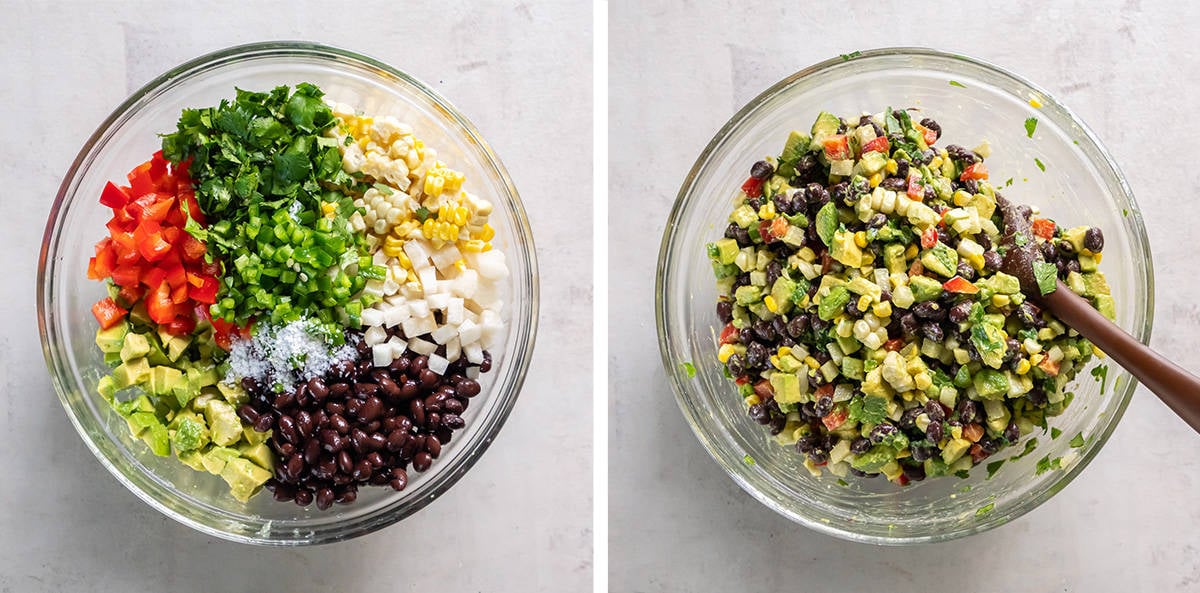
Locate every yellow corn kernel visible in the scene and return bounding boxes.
[382,245,403,258]
[900,390,914,402]
[861,252,875,265]
[764,295,778,313]
[1015,358,1031,375]
[930,156,943,169]
[1094,253,1103,264]
[454,259,467,272]
[1030,353,1045,366]
[914,372,933,390]
[885,159,899,175]
[1093,345,1107,358]
[406,270,418,283]
[991,294,1011,308]
[872,301,893,319]
[758,201,776,220]
[482,242,493,252]
[460,239,486,252]
[480,224,495,242]
[778,346,792,358]
[950,424,963,440]
[905,243,919,259]
[424,174,445,198]
[804,356,819,369]
[745,394,761,407]
[321,201,337,216]
[953,190,972,207]
[421,218,436,238]
[854,231,868,248]
[868,173,882,188]
[718,344,736,364]
[453,206,469,226]
[1029,97,1043,108]
[769,354,781,368]
[396,250,412,270]
[857,295,872,312]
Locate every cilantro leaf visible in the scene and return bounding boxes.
[1090,364,1109,394]
[949,80,967,88]
[986,459,1005,479]
[1051,427,1062,440]
[1024,117,1038,138]
[976,502,995,516]
[1034,158,1046,172]
[1069,433,1085,448]
[1010,438,1039,461]
[681,361,696,378]
[840,51,862,61]
[848,394,888,425]
[1033,261,1058,295]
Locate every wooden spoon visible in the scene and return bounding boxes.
[995,195,1200,433]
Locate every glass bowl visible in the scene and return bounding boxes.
[38,41,538,545]
[656,48,1153,544]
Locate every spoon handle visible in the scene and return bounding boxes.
[1042,280,1200,433]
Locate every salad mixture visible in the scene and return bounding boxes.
[708,109,1113,485]
[87,83,508,507]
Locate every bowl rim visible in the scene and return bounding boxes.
[655,46,1154,545]
[37,40,539,545]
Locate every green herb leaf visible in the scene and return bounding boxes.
[836,478,849,486]
[1051,427,1062,440]
[1005,177,1014,187]
[1010,438,1039,461]
[1090,364,1109,394]
[743,454,756,466]
[681,361,696,378]
[1033,261,1058,295]
[949,80,967,89]
[1034,158,1046,172]
[815,202,838,246]
[415,207,431,222]
[986,459,1005,479]
[1024,117,1038,138]
[976,502,995,516]
[1035,455,1063,475]
[1069,433,1085,448]
[839,50,862,61]
[954,469,970,479]
[847,394,888,425]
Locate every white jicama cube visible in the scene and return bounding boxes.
[372,250,389,266]
[409,300,431,319]
[446,298,465,325]
[425,292,450,311]
[427,353,450,375]
[466,366,480,379]
[464,342,484,364]
[372,344,393,367]
[363,280,386,298]
[451,269,478,298]
[430,323,459,345]
[382,304,411,327]
[407,337,437,355]
[401,315,436,339]
[457,318,482,345]
[417,267,438,291]
[382,278,400,296]
[470,249,509,279]
[430,243,463,272]
[445,337,461,362]
[480,310,504,346]
[361,308,384,327]
[403,239,431,268]
[386,335,408,357]
[363,325,388,346]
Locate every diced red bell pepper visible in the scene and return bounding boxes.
[822,135,851,161]
[920,227,938,249]
[758,219,776,244]
[770,217,788,239]
[110,264,143,287]
[162,315,196,336]
[943,276,980,294]
[753,379,774,399]
[149,151,170,191]
[170,282,190,305]
[719,323,739,345]
[896,473,910,486]
[162,262,188,289]
[145,282,180,325]
[115,284,144,309]
[814,384,834,401]
[179,189,205,225]
[821,406,849,430]
[861,136,890,154]
[133,221,172,262]
[741,176,764,198]
[915,123,938,146]
[969,443,989,464]
[99,182,130,209]
[907,175,925,200]
[883,338,906,352]
[91,297,127,330]
[734,375,750,386]
[141,267,167,289]
[960,162,989,181]
[1032,218,1056,241]
[179,233,207,262]
[87,242,116,280]
[129,193,174,224]
[127,161,157,196]
[189,275,219,304]
[1037,356,1061,377]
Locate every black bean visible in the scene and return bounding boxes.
[315,488,335,511]
[752,320,777,343]
[410,399,426,426]
[851,437,873,454]
[910,444,933,463]
[479,351,493,373]
[880,177,907,191]
[745,341,768,369]
[413,452,433,472]
[899,406,923,430]
[237,405,259,425]
[443,414,466,430]
[920,323,944,342]
[1004,421,1021,443]
[982,250,1002,272]
[926,421,944,443]
[955,261,976,281]
[253,413,274,433]
[918,118,941,141]
[303,438,322,465]
[278,415,299,444]
[806,183,830,211]
[750,160,774,180]
[768,415,786,435]
[899,313,920,337]
[1084,227,1104,252]
[390,469,409,491]
[925,401,946,422]
[355,382,380,398]
[337,450,354,474]
[717,301,734,323]
[294,488,314,507]
[1017,302,1043,328]
[869,423,898,443]
[956,399,979,424]
[814,395,834,418]
[902,463,926,482]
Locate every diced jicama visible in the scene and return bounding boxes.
[382,304,410,327]
[469,249,508,279]
[427,353,450,375]
[403,239,431,269]
[445,337,461,362]
[457,319,482,345]
[464,342,484,364]
[430,323,459,345]
[372,344,393,367]
[407,337,437,355]
[361,308,384,327]
[430,243,463,272]
[364,325,388,346]
[446,298,465,325]
[401,315,436,338]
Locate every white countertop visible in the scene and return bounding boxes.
[610,1,1200,591]
[0,2,591,591]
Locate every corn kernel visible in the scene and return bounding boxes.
[764,295,778,313]
[950,425,963,440]
[718,344,736,363]
[758,201,776,220]
[396,250,412,270]
[804,356,819,369]
[900,390,914,402]
[1093,345,1107,358]
[854,231,868,248]
[745,395,761,407]
[482,242,492,252]
[480,224,495,241]
[914,372,933,390]
[1029,97,1043,108]
[872,301,892,318]
[454,259,467,272]
[905,244,919,259]
[868,173,882,188]
[856,295,872,312]
[778,346,792,357]
[1030,353,1045,366]
[460,239,486,252]
[953,190,972,207]
[991,294,1011,308]
[930,156,943,169]
[1094,253,1103,263]
[885,159,898,175]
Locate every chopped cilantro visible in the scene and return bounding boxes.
[1034,158,1046,172]
[1090,364,1109,394]
[1051,427,1062,440]
[415,207,432,222]
[949,80,967,88]
[681,361,697,378]
[1010,438,1038,461]
[1035,455,1063,475]
[1014,233,1028,247]
[986,459,1005,479]
[1005,177,1014,187]
[836,478,849,486]
[848,394,888,425]
[1024,117,1038,138]
[743,454,756,466]
[839,50,862,61]
[1122,208,1129,217]
[1069,433,1085,448]
[976,502,995,517]
[1033,261,1058,295]
[954,470,970,479]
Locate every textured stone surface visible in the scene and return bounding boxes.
[610,1,1200,591]
[0,2,591,591]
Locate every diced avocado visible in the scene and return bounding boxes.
[145,334,171,366]
[177,449,206,472]
[973,369,1009,400]
[712,238,740,265]
[983,399,1012,434]
[830,159,854,177]
[126,411,160,438]
[850,445,895,473]
[818,286,852,321]
[816,203,839,246]
[859,151,888,176]
[970,192,996,220]
[220,458,272,503]
[165,335,191,362]
[735,285,763,306]
[1066,271,1087,295]
[95,322,130,354]
[104,351,123,366]
[119,332,151,363]
[238,441,275,472]
[729,204,758,229]
[173,380,199,409]
[1082,272,1110,296]
[205,400,243,447]
[769,277,796,316]
[1078,253,1098,272]
[941,437,972,464]
[140,422,170,457]
[200,446,241,475]
[780,130,811,165]
[148,365,184,398]
[171,416,209,452]
[188,365,219,388]
[908,275,944,302]
[97,375,118,404]
[217,381,248,408]
[830,229,863,268]
[982,272,1021,295]
[920,242,959,278]
[770,372,803,404]
[835,335,861,356]
[111,357,151,389]
[841,357,865,381]
[810,111,841,143]
[128,301,152,327]
[970,322,1008,369]
[243,425,272,446]
[1063,226,1088,253]
[883,243,907,275]
[1095,294,1116,321]
[846,276,882,302]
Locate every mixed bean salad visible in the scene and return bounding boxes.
[87,83,509,507]
[708,109,1113,485]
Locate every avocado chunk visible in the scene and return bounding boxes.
[1082,272,1110,296]
[1094,294,1116,321]
[170,415,210,453]
[810,111,841,143]
[237,441,275,472]
[220,458,272,503]
[205,400,243,447]
[711,238,740,265]
[920,242,959,278]
[126,411,160,438]
[830,229,863,268]
[111,357,151,389]
[177,449,207,472]
[818,286,852,321]
[973,369,1009,400]
[941,437,972,464]
[850,445,895,473]
[119,332,151,363]
[734,285,763,306]
[981,272,1021,295]
[769,277,796,316]
[140,422,170,456]
[780,130,811,165]
[166,335,192,362]
[770,372,804,404]
[95,322,130,354]
[96,375,118,404]
[882,243,907,275]
[148,365,185,398]
[908,275,944,302]
[216,380,248,408]
[200,446,241,475]
[243,425,272,446]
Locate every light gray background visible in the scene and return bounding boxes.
[0,2,591,592]
[611,1,1200,591]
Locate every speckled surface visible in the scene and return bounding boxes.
[610,1,1200,591]
[0,2,591,591]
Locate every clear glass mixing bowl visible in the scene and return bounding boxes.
[656,48,1153,544]
[38,41,538,545]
